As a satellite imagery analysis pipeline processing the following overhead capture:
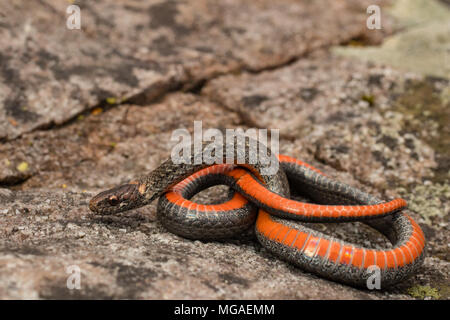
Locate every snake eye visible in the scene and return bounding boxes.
[108,196,119,206]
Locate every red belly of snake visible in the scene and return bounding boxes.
[156,155,425,288]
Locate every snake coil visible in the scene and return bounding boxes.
[90,136,425,288]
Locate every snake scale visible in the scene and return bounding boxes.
[89,136,425,288]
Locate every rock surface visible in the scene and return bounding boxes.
[334,0,450,78]
[0,0,389,141]
[0,0,448,299]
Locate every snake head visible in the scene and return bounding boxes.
[89,182,146,214]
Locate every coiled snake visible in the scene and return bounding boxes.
[89,137,425,287]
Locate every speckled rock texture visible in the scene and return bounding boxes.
[0,0,390,141]
[0,0,448,299]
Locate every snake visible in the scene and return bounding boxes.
[89,136,425,288]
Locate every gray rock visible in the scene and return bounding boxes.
[0,0,386,141]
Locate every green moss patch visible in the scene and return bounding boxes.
[407,285,441,299]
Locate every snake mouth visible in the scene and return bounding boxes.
[89,189,116,214]
[88,193,106,213]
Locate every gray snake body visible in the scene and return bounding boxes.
[89,136,425,288]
